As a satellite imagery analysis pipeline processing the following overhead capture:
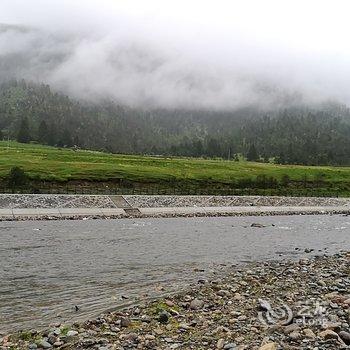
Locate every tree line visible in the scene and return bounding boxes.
[1,80,350,166]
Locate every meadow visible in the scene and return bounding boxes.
[0,141,349,195]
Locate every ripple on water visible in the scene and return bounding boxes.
[1,215,350,332]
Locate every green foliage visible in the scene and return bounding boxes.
[1,80,350,166]
[246,143,259,161]
[38,120,48,144]
[7,166,29,188]
[16,116,31,143]
[0,142,348,196]
[60,325,70,336]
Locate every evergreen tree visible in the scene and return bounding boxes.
[58,128,73,147]
[17,117,31,143]
[38,120,49,144]
[246,143,259,161]
[47,123,58,146]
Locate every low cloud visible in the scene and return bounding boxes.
[1,0,350,109]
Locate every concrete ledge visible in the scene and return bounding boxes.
[0,208,14,219]
[58,208,104,216]
[100,208,126,216]
[1,205,349,221]
[13,208,61,217]
[139,207,177,215]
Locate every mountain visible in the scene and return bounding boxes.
[1,80,350,165]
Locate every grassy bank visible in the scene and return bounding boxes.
[0,141,349,195]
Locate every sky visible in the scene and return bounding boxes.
[1,0,350,109]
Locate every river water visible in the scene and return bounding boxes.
[1,214,350,333]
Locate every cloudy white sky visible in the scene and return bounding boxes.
[1,0,350,109]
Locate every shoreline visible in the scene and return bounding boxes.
[0,194,348,221]
[3,252,350,349]
[0,208,350,222]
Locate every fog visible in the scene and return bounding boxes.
[1,0,350,109]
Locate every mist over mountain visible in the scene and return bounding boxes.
[1,80,350,166]
[0,22,302,110]
[1,0,350,110]
[1,1,350,166]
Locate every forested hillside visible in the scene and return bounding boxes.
[1,80,350,165]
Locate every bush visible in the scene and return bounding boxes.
[8,167,29,189]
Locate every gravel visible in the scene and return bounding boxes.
[0,194,349,210]
[0,195,115,209]
[125,195,350,208]
[4,252,350,349]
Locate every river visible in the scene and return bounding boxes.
[1,214,350,332]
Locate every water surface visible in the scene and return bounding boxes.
[1,214,350,332]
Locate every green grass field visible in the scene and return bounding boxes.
[0,141,349,195]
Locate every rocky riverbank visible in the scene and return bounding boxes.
[3,252,350,349]
[0,194,349,210]
[0,194,348,221]
[2,208,350,222]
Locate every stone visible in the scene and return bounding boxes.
[233,293,243,301]
[154,328,164,335]
[319,329,339,340]
[80,338,96,347]
[217,290,229,297]
[251,223,266,228]
[38,340,52,349]
[339,331,350,345]
[303,328,316,338]
[66,330,78,337]
[323,321,341,331]
[259,343,277,350]
[217,338,225,349]
[224,343,236,349]
[189,298,204,310]
[47,335,58,344]
[289,331,301,340]
[120,317,131,327]
[145,334,155,340]
[165,300,175,307]
[283,323,300,334]
[124,332,138,341]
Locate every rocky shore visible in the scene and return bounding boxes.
[3,252,350,349]
[2,208,350,222]
[0,194,349,210]
[125,195,350,209]
[0,194,348,221]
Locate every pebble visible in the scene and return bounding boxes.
[189,298,204,310]
[339,331,350,344]
[259,343,277,350]
[304,328,316,338]
[4,251,350,350]
[120,317,131,327]
[66,330,78,337]
[319,329,339,340]
[216,338,225,349]
[289,331,301,340]
[37,340,52,349]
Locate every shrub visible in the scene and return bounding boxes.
[8,166,29,189]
